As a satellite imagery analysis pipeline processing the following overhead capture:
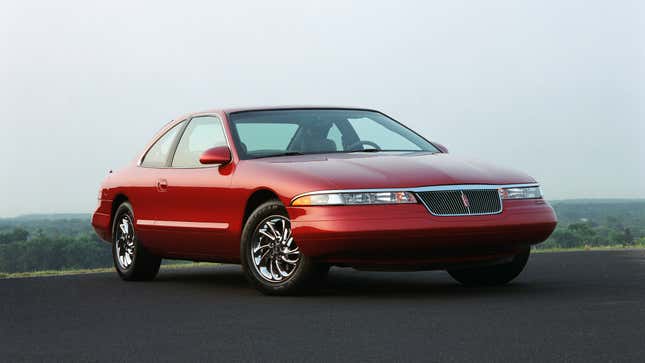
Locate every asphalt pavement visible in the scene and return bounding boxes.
[1,250,644,362]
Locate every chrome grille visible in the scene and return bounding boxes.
[416,189,502,216]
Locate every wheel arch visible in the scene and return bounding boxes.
[242,189,281,228]
[110,193,130,239]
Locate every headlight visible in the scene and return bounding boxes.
[499,186,542,199]
[292,191,417,206]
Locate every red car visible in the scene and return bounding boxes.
[92,107,557,295]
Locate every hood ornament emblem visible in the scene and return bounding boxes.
[460,191,470,209]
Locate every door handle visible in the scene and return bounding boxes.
[156,178,168,192]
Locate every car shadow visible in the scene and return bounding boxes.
[153,264,563,299]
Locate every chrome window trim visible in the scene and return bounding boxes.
[290,183,539,216]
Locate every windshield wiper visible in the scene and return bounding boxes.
[254,151,305,159]
[347,148,381,153]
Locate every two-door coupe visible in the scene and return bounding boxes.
[92,107,557,294]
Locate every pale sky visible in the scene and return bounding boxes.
[1,0,643,217]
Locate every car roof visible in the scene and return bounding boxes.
[179,105,381,120]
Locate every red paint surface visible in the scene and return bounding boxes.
[92,107,557,267]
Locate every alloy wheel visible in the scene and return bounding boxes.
[250,215,301,282]
[115,215,136,270]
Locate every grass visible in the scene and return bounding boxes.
[2,246,645,279]
[534,244,645,253]
[0,262,217,279]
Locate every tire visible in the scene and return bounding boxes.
[448,248,530,286]
[241,200,329,295]
[112,202,161,281]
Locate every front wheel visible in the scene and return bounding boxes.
[448,248,530,286]
[241,200,329,295]
[112,202,161,281]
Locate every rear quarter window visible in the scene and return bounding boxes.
[141,121,185,168]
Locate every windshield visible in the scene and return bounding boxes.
[228,109,438,159]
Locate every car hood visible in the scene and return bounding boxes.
[259,152,535,190]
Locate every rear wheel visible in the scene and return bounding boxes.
[241,200,329,295]
[448,248,530,286]
[112,202,161,281]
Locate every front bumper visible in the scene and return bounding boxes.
[287,199,556,266]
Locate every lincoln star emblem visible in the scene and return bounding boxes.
[460,191,470,208]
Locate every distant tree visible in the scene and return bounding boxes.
[567,223,596,245]
[605,216,623,230]
[623,228,634,246]
[550,229,581,248]
[0,228,29,244]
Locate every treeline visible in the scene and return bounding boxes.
[0,219,111,273]
[539,200,645,249]
[0,200,644,273]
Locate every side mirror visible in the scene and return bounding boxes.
[199,146,232,165]
[432,142,449,153]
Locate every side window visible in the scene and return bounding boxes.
[141,121,185,168]
[172,116,227,168]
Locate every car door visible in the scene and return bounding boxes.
[133,119,187,252]
[157,115,235,257]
